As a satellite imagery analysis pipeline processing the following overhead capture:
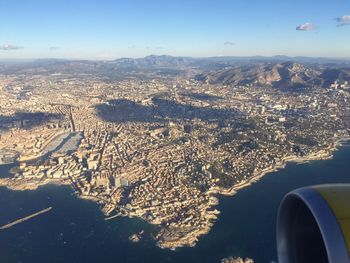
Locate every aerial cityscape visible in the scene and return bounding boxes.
[0,1,350,263]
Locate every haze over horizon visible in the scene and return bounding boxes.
[0,0,349,60]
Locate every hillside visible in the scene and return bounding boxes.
[195,62,350,89]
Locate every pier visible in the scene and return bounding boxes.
[104,213,121,221]
[0,207,52,230]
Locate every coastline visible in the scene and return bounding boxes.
[0,136,349,250]
[160,136,350,249]
[0,178,70,191]
[209,137,350,198]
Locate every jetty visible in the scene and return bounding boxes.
[104,213,122,221]
[0,207,52,230]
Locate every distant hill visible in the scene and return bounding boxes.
[195,62,350,89]
[1,56,349,83]
[110,55,350,69]
[111,55,197,68]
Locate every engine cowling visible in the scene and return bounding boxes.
[277,184,350,263]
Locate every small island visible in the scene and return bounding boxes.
[221,257,254,263]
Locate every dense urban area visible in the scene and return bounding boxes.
[0,57,350,249]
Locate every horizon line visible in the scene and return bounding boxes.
[1,54,350,62]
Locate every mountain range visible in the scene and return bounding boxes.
[195,62,350,90]
[0,55,349,88]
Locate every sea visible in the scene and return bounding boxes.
[0,142,349,263]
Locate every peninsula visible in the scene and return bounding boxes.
[0,57,349,249]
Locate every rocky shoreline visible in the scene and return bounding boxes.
[0,137,349,250]
[155,137,350,249]
[211,137,349,198]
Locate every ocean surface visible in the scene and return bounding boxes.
[0,143,349,263]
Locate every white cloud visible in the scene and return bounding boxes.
[296,23,315,31]
[0,44,23,50]
[224,41,235,46]
[49,46,60,50]
[336,15,350,27]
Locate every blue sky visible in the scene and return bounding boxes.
[0,0,349,59]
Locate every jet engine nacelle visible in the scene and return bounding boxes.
[277,184,350,263]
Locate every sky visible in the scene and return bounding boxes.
[0,0,349,60]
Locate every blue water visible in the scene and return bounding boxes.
[0,163,16,178]
[0,143,349,263]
